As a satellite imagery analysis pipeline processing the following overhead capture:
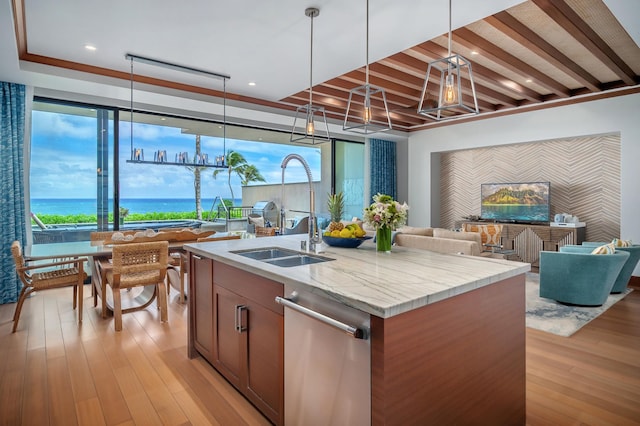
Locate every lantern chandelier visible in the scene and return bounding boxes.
[343,0,392,134]
[290,7,331,144]
[417,0,479,120]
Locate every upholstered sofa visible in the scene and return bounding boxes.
[393,226,484,256]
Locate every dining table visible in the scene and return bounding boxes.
[25,232,246,317]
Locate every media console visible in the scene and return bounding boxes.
[463,221,586,271]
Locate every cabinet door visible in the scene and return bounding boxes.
[245,301,284,425]
[213,285,245,389]
[191,254,214,362]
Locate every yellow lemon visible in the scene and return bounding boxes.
[330,230,341,237]
[339,228,352,238]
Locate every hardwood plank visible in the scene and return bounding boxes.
[22,348,49,425]
[1,279,639,425]
[76,397,107,426]
[47,355,79,425]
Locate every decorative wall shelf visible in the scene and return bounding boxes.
[125,160,227,168]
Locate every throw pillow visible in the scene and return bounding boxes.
[249,216,265,228]
[591,243,616,254]
[612,238,632,247]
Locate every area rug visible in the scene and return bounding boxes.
[525,273,633,337]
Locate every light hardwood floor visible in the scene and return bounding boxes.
[0,282,638,425]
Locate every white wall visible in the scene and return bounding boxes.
[407,91,640,274]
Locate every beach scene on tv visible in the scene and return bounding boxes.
[480,182,550,223]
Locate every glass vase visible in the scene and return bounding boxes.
[376,226,392,252]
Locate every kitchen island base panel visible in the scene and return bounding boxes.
[370,274,526,426]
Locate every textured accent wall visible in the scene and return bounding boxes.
[440,134,620,242]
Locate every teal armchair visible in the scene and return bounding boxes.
[539,249,629,306]
[581,242,640,293]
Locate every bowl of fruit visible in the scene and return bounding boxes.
[322,222,371,248]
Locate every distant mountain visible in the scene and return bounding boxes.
[482,188,547,205]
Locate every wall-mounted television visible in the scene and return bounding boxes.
[480,182,550,224]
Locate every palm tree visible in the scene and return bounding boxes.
[238,164,266,186]
[212,150,248,203]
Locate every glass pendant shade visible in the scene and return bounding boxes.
[417,0,479,121]
[417,54,479,120]
[344,83,392,134]
[290,7,330,145]
[343,0,392,134]
[291,103,330,144]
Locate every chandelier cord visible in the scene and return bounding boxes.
[309,11,314,108]
[129,57,133,154]
[365,0,369,86]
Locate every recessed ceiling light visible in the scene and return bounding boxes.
[84,44,96,51]
[526,79,532,83]
[160,117,166,121]
[471,51,479,55]
[248,82,256,86]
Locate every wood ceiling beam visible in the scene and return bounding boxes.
[382,53,520,108]
[284,92,424,127]
[531,0,636,86]
[342,65,497,112]
[486,11,601,92]
[454,27,571,98]
[411,42,543,103]
[322,78,417,109]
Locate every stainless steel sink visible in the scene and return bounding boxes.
[232,246,334,267]
[232,247,300,260]
[265,254,333,268]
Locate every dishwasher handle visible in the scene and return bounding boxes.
[275,296,367,340]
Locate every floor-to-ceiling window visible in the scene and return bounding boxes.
[30,100,114,242]
[333,140,365,220]
[29,98,328,242]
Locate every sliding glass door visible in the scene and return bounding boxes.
[30,100,114,242]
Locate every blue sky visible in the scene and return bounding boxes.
[30,110,321,200]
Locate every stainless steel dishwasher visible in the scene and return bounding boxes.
[276,285,371,426]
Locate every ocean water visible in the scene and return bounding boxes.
[31,198,243,216]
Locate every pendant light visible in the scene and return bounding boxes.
[290,8,331,144]
[417,0,479,120]
[125,53,230,167]
[343,0,392,134]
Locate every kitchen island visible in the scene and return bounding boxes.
[185,235,530,425]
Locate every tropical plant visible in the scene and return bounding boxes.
[212,150,248,202]
[238,164,266,186]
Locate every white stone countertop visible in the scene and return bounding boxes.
[185,234,531,318]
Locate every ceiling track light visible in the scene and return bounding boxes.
[290,7,331,145]
[417,0,479,121]
[343,0,392,134]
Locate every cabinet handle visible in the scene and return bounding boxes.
[192,254,202,260]
[235,304,247,333]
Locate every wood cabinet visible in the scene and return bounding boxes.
[463,222,586,269]
[188,253,214,362]
[188,255,284,425]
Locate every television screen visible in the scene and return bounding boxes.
[480,182,550,223]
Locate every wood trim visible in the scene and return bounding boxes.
[370,275,526,425]
[629,275,640,289]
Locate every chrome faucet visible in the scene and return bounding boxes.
[281,153,320,251]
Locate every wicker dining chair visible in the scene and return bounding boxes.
[105,241,169,331]
[10,240,87,333]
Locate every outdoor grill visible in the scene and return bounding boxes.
[252,201,278,226]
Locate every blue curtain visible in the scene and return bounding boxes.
[369,138,396,202]
[0,82,27,304]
